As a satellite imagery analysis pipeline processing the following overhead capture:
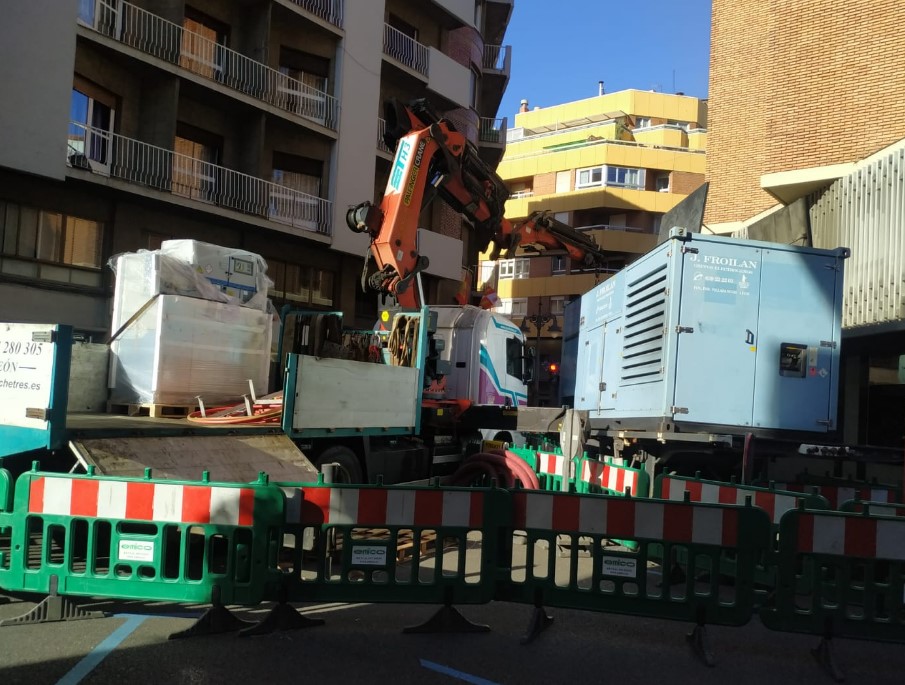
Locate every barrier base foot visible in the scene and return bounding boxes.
[0,593,108,627]
[168,605,253,640]
[402,605,490,635]
[686,624,715,667]
[238,602,325,637]
[812,637,845,683]
[519,606,554,645]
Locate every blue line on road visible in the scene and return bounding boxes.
[55,614,147,685]
[420,659,499,685]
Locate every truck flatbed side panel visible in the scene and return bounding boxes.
[291,356,419,433]
[75,434,319,483]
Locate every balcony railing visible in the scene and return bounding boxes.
[509,189,534,199]
[483,44,510,72]
[377,118,393,154]
[479,117,507,144]
[287,0,344,28]
[383,24,429,76]
[67,122,332,236]
[81,0,339,129]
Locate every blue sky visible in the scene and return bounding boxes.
[496,1,712,121]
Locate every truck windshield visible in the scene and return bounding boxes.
[506,336,523,380]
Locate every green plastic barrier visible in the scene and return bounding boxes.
[274,478,511,608]
[839,499,905,517]
[764,477,901,510]
[761,508,905,644]
[577,457,650,497]
[654,473,829,598]
[496,489,772,630]
[0,466,285,606]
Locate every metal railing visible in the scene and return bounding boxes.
[483,44,510,72]
[503,135,706,162]
[509,189,534,199]
[84,1,339,129]
[287,0,344,28]
[479,117,507,144]
[66,122,332,236]
[377,118,393,154]
[383,24,429,76]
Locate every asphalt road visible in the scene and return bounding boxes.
[2,591,905,685]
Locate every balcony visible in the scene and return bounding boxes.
[79,1,339,130]
[383,24,429,76]
[66,122,332,236]
[482,44,511,76]
[483,0,513,42]
[479,117,507,145]
[286,0,344,29]
[377,118,393,156]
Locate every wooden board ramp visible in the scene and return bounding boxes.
[106,402,198,419]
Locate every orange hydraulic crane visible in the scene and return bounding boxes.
[347,99,609,308]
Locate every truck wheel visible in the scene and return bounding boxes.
[493,432,514,445]
[315,446,363,484]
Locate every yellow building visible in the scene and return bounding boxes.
[481,88,707,405]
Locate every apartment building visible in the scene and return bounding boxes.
[0,0,513,337]
[480,88,707,405]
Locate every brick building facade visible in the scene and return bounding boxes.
[706,0,905,225]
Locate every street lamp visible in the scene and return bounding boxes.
[520,305,561,405]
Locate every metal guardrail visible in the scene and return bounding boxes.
[84,0,339,129]
[479,117,507,144]
[383,24,429,76]
[482,44,510,72]
[67,122,333,236]
[377,118,393,154]
[288,0,344,28]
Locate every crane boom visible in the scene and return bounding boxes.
[347,99,609,307]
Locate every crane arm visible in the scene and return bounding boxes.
[347,99,609,307]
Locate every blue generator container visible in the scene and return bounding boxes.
[574,229,849,436]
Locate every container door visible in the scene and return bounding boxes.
[599,318,622,410]
[752,249,842,432]
[672,243,763,427]
[575,323,603,411]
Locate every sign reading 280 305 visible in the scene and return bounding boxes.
[0,323,56,429]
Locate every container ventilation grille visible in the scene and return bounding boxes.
[620,263,668,384]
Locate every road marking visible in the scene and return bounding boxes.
[420,659,499,685]
[55,614,147,685]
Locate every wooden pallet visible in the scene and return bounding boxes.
[107,402,198,419]
[342,528,441,563]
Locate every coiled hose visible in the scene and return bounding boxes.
[448,449,541,490]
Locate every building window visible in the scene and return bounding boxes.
[575,165,646,191]
[634,116,651,129]
[173,136,218,202]
[499,258,530,280]
[270,153,323,230]
[0,200,104,287]
[268,259,334,308]
[496,297,527,317]
[550,296,565,316]
[278,47,330,123]
[469,68,480,109]
[551,255,567,274]
[181,8,228,80]
[69,84,116,173]
[655,172,670,192]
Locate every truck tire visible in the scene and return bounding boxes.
[315,445,364,484]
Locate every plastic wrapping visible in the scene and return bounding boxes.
[109,241,272,334]
[108,294,273,406]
